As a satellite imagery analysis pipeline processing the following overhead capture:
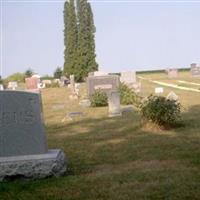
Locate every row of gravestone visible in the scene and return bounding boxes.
[0,76,71,91]
[166,63,200,79]
[87,71,140,97]
[86,71,139,117]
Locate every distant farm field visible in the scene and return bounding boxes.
[1,71,200,200]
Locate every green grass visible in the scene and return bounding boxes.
[0,71,200,200]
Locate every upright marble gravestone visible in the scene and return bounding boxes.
[108,91,122,117]
[0,91,66,181]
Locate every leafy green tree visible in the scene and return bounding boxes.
[0,76,3,84]
[5,73,25,82]
[63,0,78,76]
[25,68,33,78]
[54,67,63,79]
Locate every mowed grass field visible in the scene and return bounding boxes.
[1,71,200,200]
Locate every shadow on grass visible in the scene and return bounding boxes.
[1,105,200,200]
[45,104,200,176]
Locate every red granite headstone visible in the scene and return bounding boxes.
[25,77,38,90]
[167,69,178,79]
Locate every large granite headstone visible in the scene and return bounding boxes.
[0,91,66,181]
[87,75,120,96]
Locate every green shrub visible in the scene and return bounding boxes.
[5,73,25,83]
[90,90,108,107]
[118,83,141,106]
[40,76,54,81]
[0,78,3,85]
[140,95,181,127]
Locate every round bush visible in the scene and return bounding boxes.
[90,90,108,107]
[140,95,181,127]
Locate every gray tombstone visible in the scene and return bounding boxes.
[70,75,75,93]
[0,91,66,181]
[0,91,47,157]
[69,75,79,100]
[190,63,200,77]
[87,75,120,96]
[108,91,122,117]
[120,71,136,84]
[120,71,141,93]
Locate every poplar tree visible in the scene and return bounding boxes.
[87,2,98,72]
[63,0,98,82]
[76,0,98,81]
[63,0,78,75]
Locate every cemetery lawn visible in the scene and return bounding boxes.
[1,71,200,200]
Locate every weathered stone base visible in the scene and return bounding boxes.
[109,112,122,117]
[0,149,66,181]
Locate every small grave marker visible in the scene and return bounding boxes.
[166,91,179,101]
[8,81,18,90]
[155,87,164,95]
[108,91,122,117]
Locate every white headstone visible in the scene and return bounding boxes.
[120,71,136,84]
[108,91,122,117]
[166,91,179,101]
[155,87,164,95]
[93,71,108,76]
[42,80,52,85]
[8,81,18,90]
[0,84,4,91]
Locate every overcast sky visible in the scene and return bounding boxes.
[1,0,200,77]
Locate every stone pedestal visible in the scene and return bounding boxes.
[0,149,66,181]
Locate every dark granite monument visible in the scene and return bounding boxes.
[0,91,66,181]
[87,75,120,96]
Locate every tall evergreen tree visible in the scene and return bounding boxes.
[63,0,78,76]
[63,0,98,82]
[87,2,98,72]
[76,0,98,81]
